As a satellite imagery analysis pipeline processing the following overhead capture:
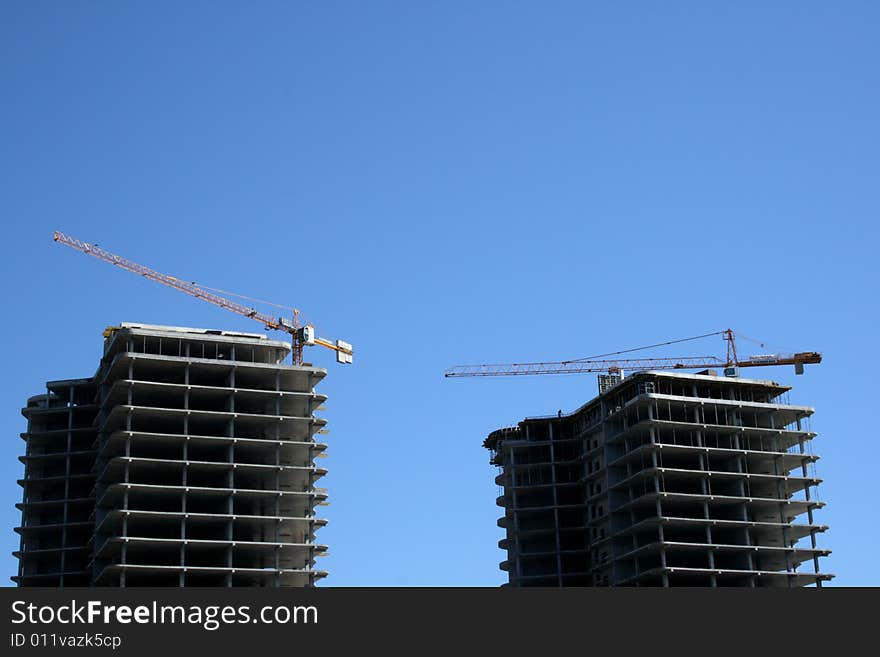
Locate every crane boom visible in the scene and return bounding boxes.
[53,231,353,366]
[446,356,725,377]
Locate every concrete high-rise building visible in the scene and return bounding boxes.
[486,370,832,587]
[14,323,328,587]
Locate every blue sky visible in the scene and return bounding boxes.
[1,1,877,586]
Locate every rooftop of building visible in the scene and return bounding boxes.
[100,321,299,362]
[108,322,290,347]
[484,369,807,450]
[538,369,791,420]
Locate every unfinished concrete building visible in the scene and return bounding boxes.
[15,379,99,586]
[15,323,329,587]
[486,370,832,587]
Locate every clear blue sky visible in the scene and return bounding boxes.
[1,1,877,586]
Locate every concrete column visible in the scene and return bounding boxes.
[120,488,129,588]
[548,422,563,586]
[60,384,73,584]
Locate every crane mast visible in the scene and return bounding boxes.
[53,231,353,366]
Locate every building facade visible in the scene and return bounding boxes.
[15,323,328,587]
[486,370,832,587]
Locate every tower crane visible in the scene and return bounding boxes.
[53,231,353,367]
[445,329,820,378]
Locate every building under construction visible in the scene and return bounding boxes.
[14,322,328,587]
[486,370,832,587]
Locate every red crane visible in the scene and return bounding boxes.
[53,231,353,366]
